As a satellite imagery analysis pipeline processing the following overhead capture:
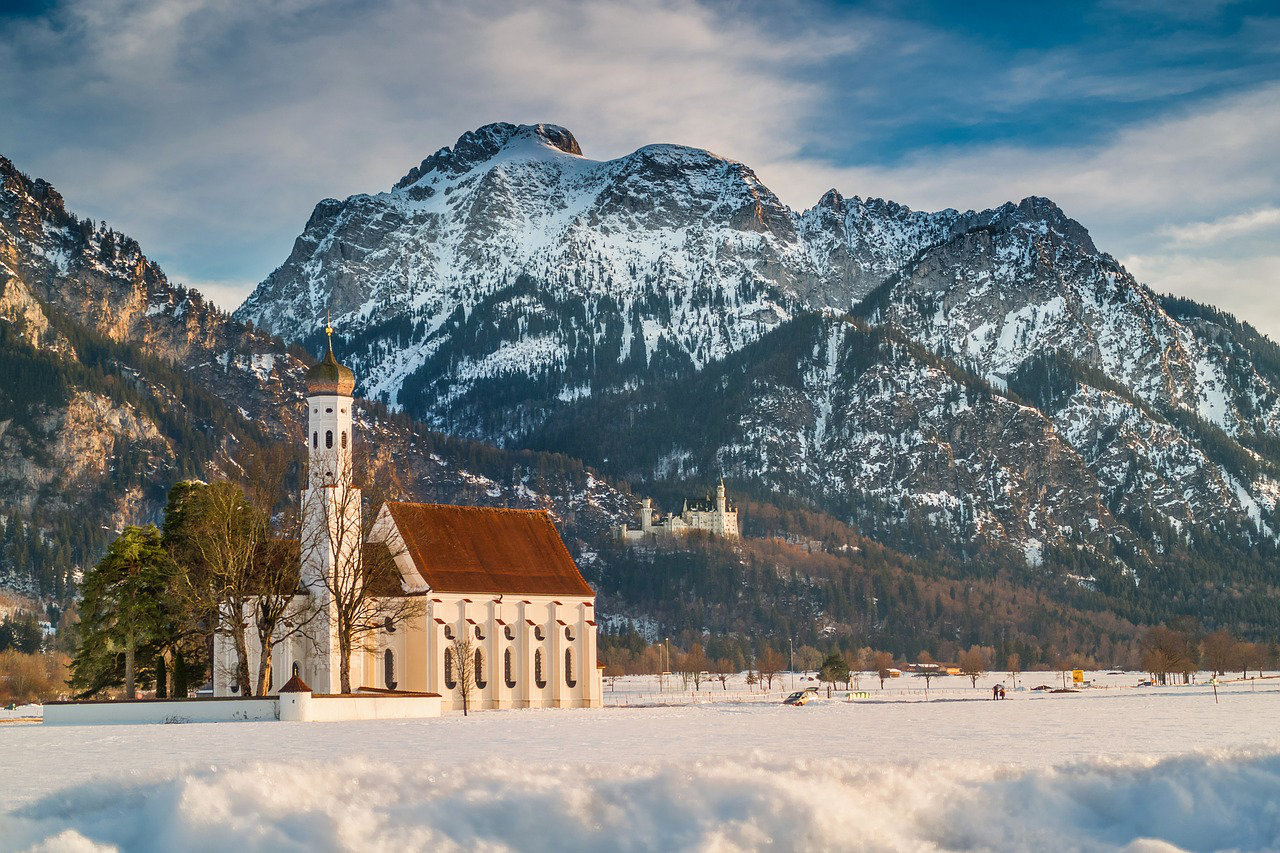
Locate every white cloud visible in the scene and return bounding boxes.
[1161,208,1280,246]
[1122,252,1280,335]
[181,277,261,314]
[0,0,852,305]
[752,81,1280,338]
[757,82,1280,215]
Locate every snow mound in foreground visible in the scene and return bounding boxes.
[8,750,1280,852]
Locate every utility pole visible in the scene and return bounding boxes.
[789,637,795,689]
[661,637,670,693]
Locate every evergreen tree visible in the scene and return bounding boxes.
[70,526,175,698]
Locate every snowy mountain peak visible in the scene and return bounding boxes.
[393,122,582,190]
[817,188,844,211]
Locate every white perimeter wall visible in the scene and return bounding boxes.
[44,699,279,726]
[279,692,441,722]
[44,694,443,726]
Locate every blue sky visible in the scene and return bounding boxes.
[1,0,1277,335]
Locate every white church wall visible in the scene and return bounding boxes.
[417,593,600,711]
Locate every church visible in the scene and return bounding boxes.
[212,334,603,710]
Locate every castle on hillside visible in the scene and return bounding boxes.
[613,481,740,542]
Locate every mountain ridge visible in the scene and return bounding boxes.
[232,121,1280,635]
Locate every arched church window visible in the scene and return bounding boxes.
[565,648,576,688]
[384,616,397,633]
[534,650,547,688]
[475,649,486,689]
[341,431,348,449]
[444,648,456,689]
[312,431,318,449]
[504,625,514,641]
[384,649,397,690]
[564,626,575,641]
[325,430,333,449]
[534,625,545,641]
[504,648,516,688]
[444,625,454,640]
[474,624,484,640]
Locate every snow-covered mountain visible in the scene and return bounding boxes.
[859,196,1280,443]
[238,123,980,437]
[240,123,1280,451]
[238,122,1280,616]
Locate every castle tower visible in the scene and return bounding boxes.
[716,479,727,535]
[641,497,653,533]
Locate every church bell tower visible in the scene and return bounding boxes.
[305,323,356,487]
[299,322,361,693]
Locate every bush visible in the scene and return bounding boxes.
[0,650,69,705]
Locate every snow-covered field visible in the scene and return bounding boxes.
[3,674,1279,852]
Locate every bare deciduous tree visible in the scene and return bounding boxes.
[713,658,733,690]
[918,650,937,692]
[1142,626,1197,686]
[958,646,990,688]
[300,448,421,694]
[1006,652,1021,689]
[873,651,895,689]
[168,481,267,696]
[686,643,709,691]
[1235,640,1265,679]
[757,646,786,691]
[451,634,476,716]
[1202,630,1236,676]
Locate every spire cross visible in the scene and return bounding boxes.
[325,310,334,354]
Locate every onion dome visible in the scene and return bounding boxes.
[306,327,355,397]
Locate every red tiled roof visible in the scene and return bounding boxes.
[384,502,594,597]
[279,674,312,693]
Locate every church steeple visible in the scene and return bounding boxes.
[304,321,356,486]
[306,321,355,397]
